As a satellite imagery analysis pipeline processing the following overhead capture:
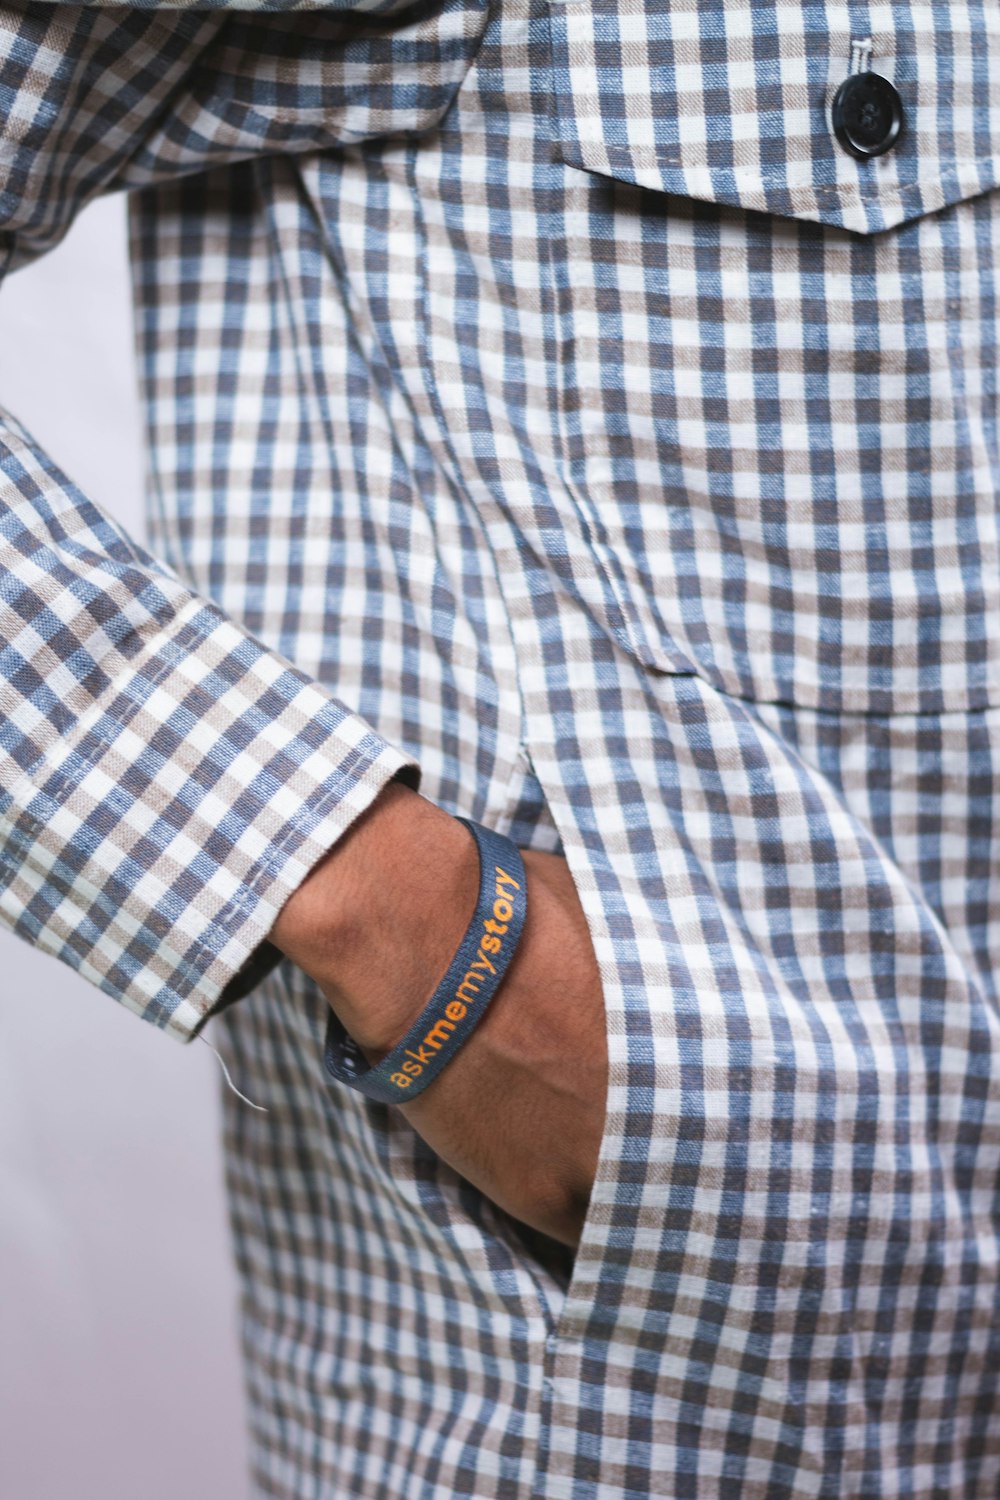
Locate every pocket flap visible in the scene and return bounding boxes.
[548,0,1000,233]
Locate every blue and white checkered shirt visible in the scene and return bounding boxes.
[2,1,999,1494]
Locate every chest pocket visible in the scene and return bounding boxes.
[546,0,1000,234]
[539,0,1000,715]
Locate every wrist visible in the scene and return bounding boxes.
[270,782,479,1052]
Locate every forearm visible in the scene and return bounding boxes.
[271,783,608,1247]
[271,782,479,1049]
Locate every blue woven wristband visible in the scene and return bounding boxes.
[323,818,527,1105]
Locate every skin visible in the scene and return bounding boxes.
[270,781,608,1248]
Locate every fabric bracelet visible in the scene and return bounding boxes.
[323,818,527,1105]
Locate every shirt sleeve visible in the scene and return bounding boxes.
[0,5,422,1039]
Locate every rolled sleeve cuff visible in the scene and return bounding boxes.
[1,606,419,1039]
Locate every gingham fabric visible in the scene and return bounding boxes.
[1,1,999,1495]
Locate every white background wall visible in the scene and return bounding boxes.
[0,198,248,1499]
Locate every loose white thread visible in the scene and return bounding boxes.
[851,37,874,74]
[199,1033,269,1112]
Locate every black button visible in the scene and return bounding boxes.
[831,71,904,160]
